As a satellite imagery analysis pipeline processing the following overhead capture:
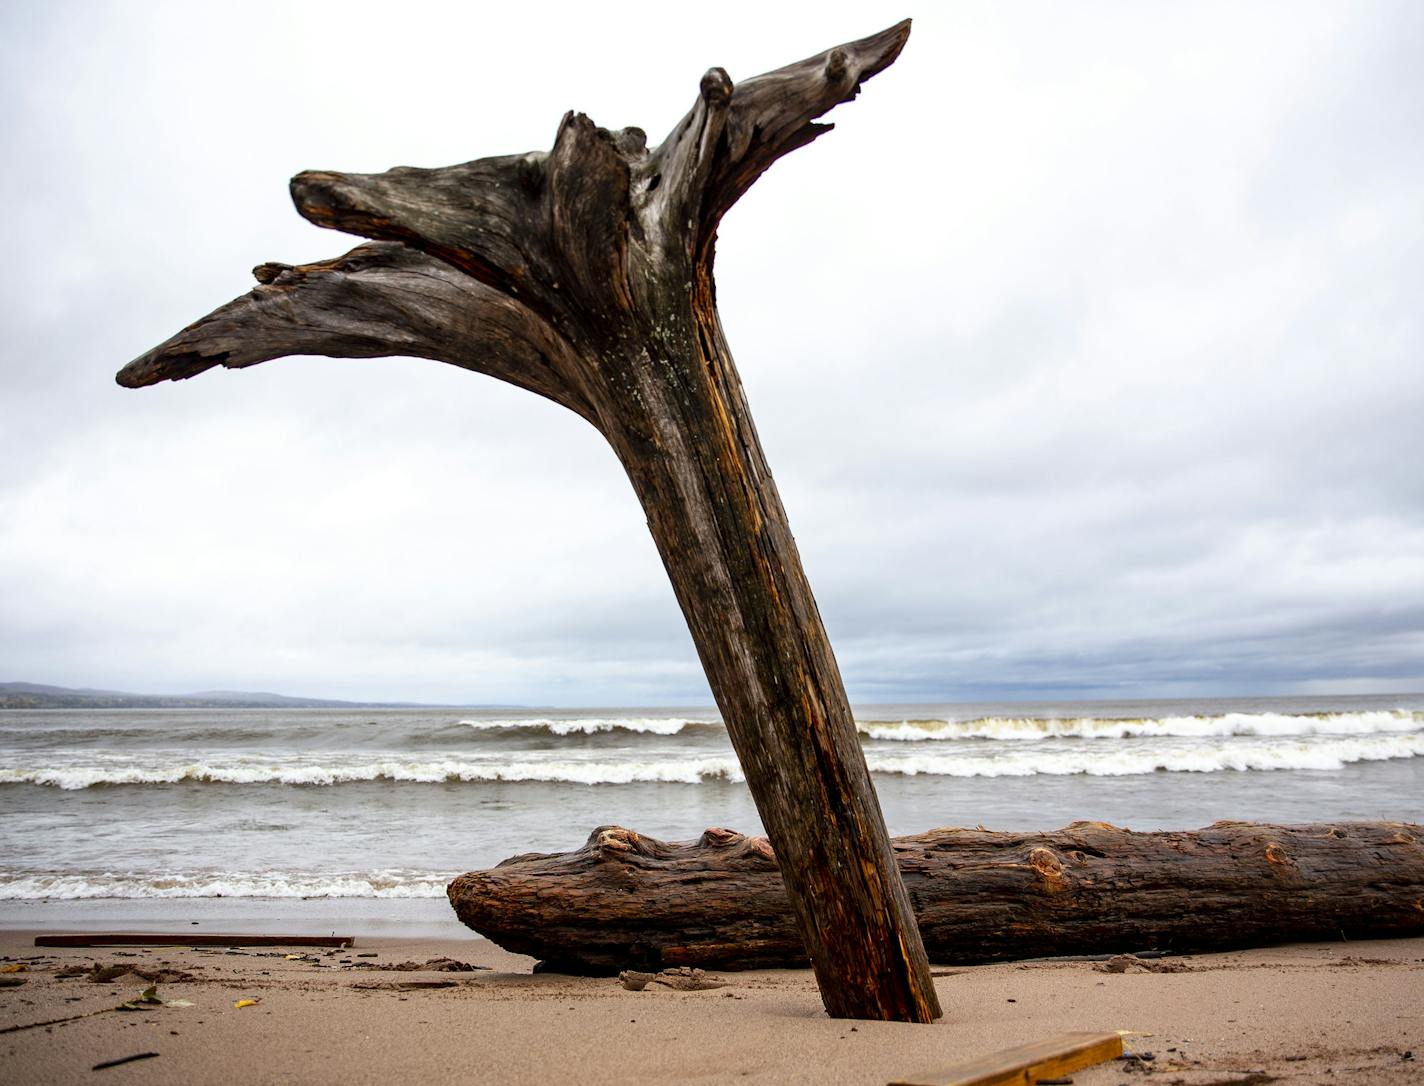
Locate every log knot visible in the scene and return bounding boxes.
[591,826,640,855]
[516,153,545,197]
[695,827,773,863]
[615,127,648,156]
[700,827,742,848]
[1264,842,1293,868]
[1029,847,1068,888]
[700,67,732,106]
[1066,820,1123,834]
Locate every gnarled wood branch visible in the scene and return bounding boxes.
[118,21,936,1024]
[284,20,910,333]
[117,242,588,417]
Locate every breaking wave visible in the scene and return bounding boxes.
[457,716,712,737]
[864,733,1424,777]
[459,709,1424,742]
[0,870,449,900]
[0,753,745,789]
[856,709,1424,742]
[3,731,1422,788]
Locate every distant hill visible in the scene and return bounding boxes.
[0,682,496,710]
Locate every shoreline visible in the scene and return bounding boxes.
[3,927,1420,1084]
[0,897,462,941]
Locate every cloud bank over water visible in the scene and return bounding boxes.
[1,2,1421,705]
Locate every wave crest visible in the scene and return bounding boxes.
[2,732,1421,788]
[458,717,709,737]
[0,870,449,900]
[864,733,1424,777]
[0,754,745,789]
[857,709,1424,742]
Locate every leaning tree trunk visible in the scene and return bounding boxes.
[448,821,1424,972]
[117,22,938,1022]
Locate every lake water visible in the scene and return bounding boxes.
[2,693,1421,931]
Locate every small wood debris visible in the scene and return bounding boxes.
[58,962,195,984]
[619,967,726,992]
[92,1052,159,1071]
[1096,953,1191,974]
[360,957,486,972]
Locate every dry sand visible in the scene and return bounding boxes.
[2,931,1420,1084]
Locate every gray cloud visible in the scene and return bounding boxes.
[2,1,1421,705]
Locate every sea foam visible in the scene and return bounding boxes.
[0,870,450,900]
[863,733,1424,777]
[856,709,1423,742]
[3,731,1421,787]
[0,753,746,789]
[458,716,705,737]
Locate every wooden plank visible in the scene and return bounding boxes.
[35,932,354,948]
[889,1031,1123,1086]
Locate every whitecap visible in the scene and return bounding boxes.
[0,869,451,900]
[856,709,1423,742]
[863,733,1424,777]
[458,717,706,736]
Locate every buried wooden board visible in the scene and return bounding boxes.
[35,932,354,948]
[889,1031,1123,1086]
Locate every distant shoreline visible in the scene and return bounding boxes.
[5,681,1422,713]
[0,682,517,711]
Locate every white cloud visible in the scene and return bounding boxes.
[2,1,1421,703]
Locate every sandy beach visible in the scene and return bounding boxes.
[3,930,1420,1085]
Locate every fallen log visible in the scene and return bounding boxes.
[447,821,1424,973]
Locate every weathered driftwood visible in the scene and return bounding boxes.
[448,821,1424,973]
[117,23,937,1021]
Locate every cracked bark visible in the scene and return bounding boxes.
[449,821,1424,972]
[118,21,940,1022]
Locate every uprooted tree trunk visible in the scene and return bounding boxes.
[448,821,1424,972]
[117,22,939,1022]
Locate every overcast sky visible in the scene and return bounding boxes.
[2,1,1421,706]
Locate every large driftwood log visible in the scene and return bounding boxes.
[448,821,1424,973]
[118,23,937,1021]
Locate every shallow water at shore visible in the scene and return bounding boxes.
[2,693,1421,908]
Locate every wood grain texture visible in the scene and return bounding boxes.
[447,821,1424,973]
[116,21,936,1022]
[888,1032,1123,1086]
[118,242,589,418]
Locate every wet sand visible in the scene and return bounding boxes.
[2,931,1420,1084]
